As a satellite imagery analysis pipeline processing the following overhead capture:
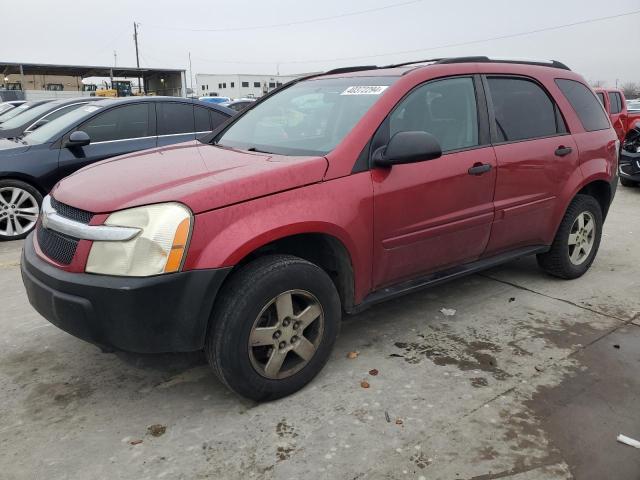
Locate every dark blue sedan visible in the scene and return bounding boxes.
[0,97,234,240]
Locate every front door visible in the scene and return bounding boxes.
[57,103,156,180]
[372,76,496,288]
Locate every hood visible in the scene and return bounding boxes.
[52,141,329,214]
[0,138,30,154]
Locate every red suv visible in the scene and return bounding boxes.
[21,57,619,401]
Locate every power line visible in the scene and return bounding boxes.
[144,0,425,32]
[145,9,640,69]
[279,8,640,65]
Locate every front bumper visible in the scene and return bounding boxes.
[619,150,640,181]
[21,233,231,353]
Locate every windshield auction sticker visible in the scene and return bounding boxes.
[340,86,389,95]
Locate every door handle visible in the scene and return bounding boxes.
[555,146,573,157]
[468,163,492,176]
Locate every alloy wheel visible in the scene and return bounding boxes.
[248,289,324,380]
[0,187,39,238]
[568,211,596,266]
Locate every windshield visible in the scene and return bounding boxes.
[0,103,32,122]
[0,104,16,115]
[215,76,398,156]
[0,102,59,129]
[23,104,103,144]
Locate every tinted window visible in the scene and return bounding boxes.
[81,104,150,142]
[596,92,605,106]
[242,81,249,87]
[157,102,195,135]
[210,110,229,129]
[555,79,610,132]
[254,82,260,88]
[488,77,560,142]
[608,92,621,114]
[390,77,478,152]
[195,106,211,131]
[229,102,249,112]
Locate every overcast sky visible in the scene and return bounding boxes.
[3,0,639,86]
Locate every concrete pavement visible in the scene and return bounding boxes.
[0,186,638,479]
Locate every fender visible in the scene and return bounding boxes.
[183,173,375,303]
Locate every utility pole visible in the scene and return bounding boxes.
[113,50,117,68]
[188,52,194,98]
[133,22,141,94]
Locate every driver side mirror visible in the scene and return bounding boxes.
[64,130,91,149]
[374,131,442,167]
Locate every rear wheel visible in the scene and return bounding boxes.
[620,177,637,187]
[537,194,603,279]
[205,255,341,401]
[0,180,42,241]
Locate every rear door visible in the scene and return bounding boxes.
[57,103,156,179]
[482,75,578,255]
[372,75,497,288]
[156,102,196,147]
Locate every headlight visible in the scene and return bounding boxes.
[86,203,192,276]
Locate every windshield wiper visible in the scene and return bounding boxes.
[246,147,273,154]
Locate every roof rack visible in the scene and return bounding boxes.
[322,56,571,76]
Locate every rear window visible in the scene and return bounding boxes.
[555,79,610,132]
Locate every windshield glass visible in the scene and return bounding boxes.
[0,103,32,122]
[0,104,16,115]
[215,76,398,156]
[0,102,57,129]
[23,104,103,144]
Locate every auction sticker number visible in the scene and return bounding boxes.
[341,86,389,95]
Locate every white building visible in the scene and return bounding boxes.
[195,73,301,99]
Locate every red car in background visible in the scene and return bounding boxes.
[595,88,640,142]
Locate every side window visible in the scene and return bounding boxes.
[389,77,479,152]
[80,104,150,142]
[194,106,211,131]
[596,92,605,106]
[608,92,621,114]
[555,79,610,132]
[487,77,560,142]
[157,102,195,135]
[210,110,230,129]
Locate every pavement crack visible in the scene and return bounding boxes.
[479,273,628,323]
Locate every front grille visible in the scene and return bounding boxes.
[50,197,94,224]
[37,225,78,265]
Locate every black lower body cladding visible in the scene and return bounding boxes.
[21,233,231,353]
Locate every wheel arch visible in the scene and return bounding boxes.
[0,173,47,196]
[221,228,357,313]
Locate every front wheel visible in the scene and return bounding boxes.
[537,194,603,279]
[0,180,42,241]
[205,255,341,401]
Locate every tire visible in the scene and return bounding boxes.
[537,194,603,279]
[0,179,42,241]
[205,254,341,401]
[620,177,637,187]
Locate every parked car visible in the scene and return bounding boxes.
[0,100,27,115]
[220,99,256,112]
[0,97,234,240]
[199,96,231,104]
[0,97,102,139]
[628,99,640,111]
[619,123,640,187]
[21,57,618,401]
[594,88,640,144]
[0,100,51,124]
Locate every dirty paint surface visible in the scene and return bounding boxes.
[0,188,639,479]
